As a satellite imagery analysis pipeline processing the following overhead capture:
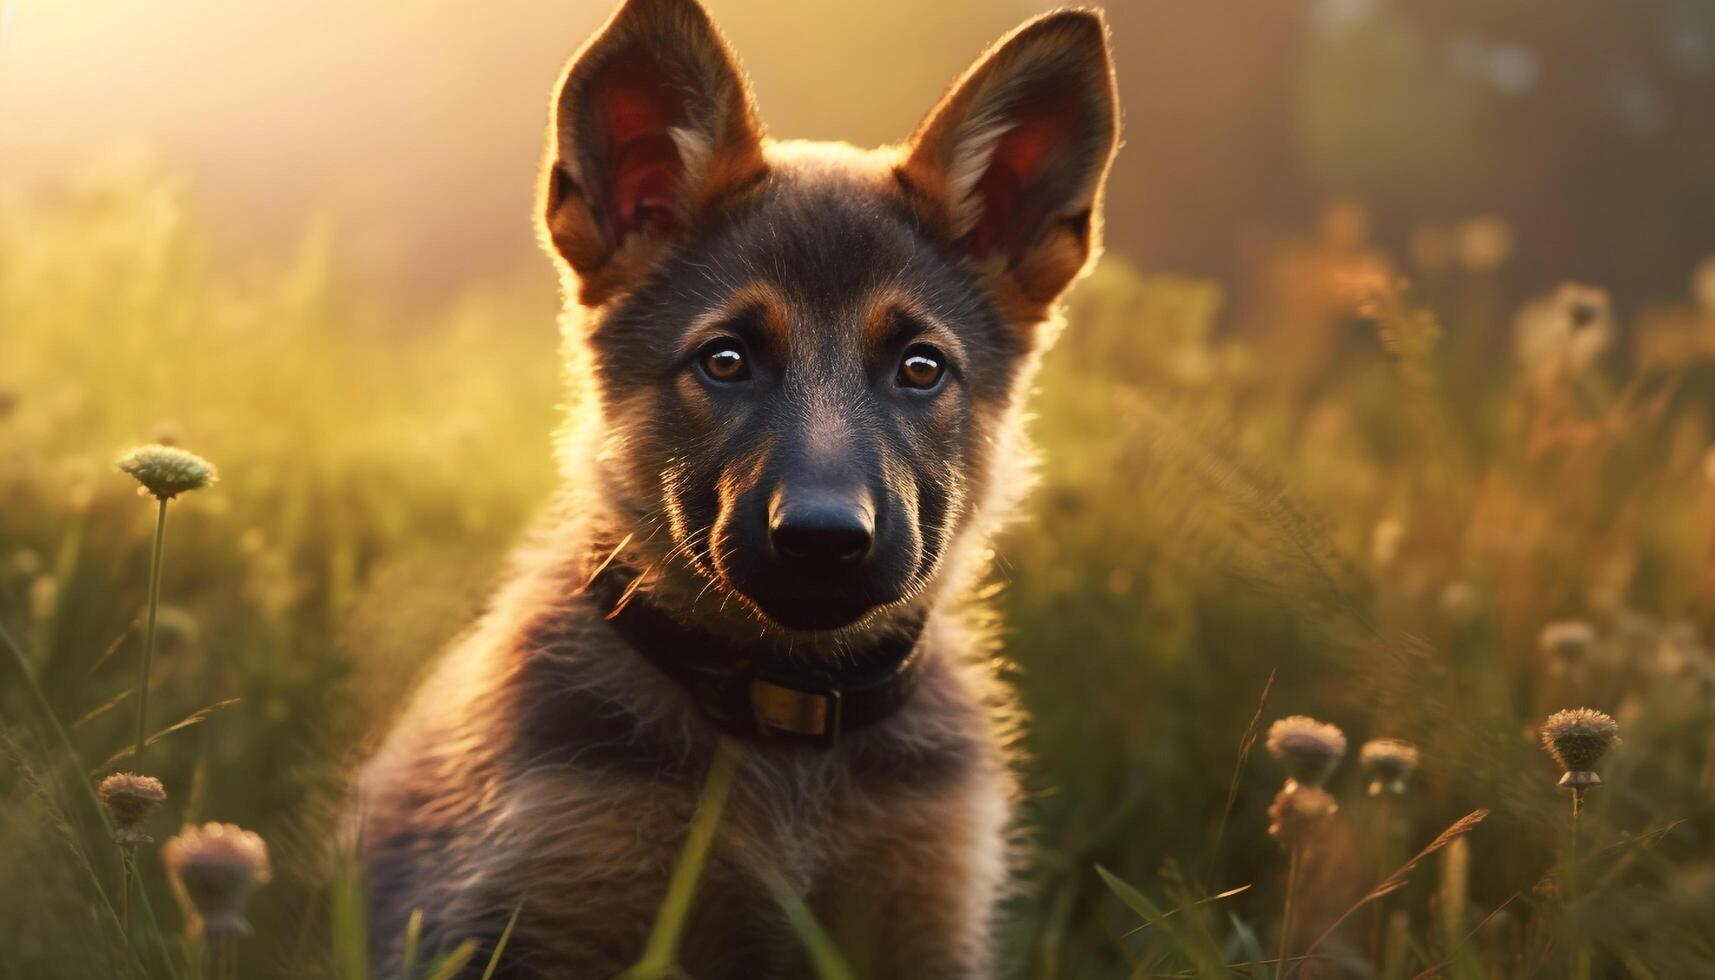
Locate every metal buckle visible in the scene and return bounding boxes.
[749,676,841,746]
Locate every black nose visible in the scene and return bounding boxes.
[769,493,874,573]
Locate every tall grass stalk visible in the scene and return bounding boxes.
[1297,810,1490,977]
[766,876,858,980]
[1209,669,1275,871]
[0,618,179,978]
[400,909,424,980]
[623,737,743,980]
[330,847,369,980]
[479,903,524,980]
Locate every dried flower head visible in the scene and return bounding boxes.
[1513,283,1613,375]
[1655,621,1709,677]
[1266,715,1348,787]
[1539,621,1596,663]
[1456,216,1514,272]
[1359,739,1420,797]
[1371,518,1406,569]
[117,445,217,501]
[1694,255,1715,316]
[1439,580,1480,624]
[1540,708,1619,788]
[162,823,271,939]
[1267,783,1339,849]
[97,772,167,845]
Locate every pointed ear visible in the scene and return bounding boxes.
[540,0,766,305]
[898,10,1119,316]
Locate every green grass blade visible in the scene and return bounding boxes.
[330,847,370,980]
[422,939,480,980]
[479,902,523,980]
[1227,912,1271,980]
[1096,865,1227,979]
[1097,865,1173,929]
[765,877,857,980]
[400,908,423,979]
[622,737,743,979]
[0,617,182,980]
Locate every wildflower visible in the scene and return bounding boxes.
[28,574,57,623]
[1540,708,1619,789]
[1268,783,1339,849]
[1439,580,1480,624]
[1694,255,1715,316]
[118,444,217,770]
[1456,216,1514,272]
[1360,739,1420,797]
[1267,715,1347,788]
[162,823,272,939]
[97,773,167,845]
[1371,518,1405,569]
[117,444,217,501]
[1539,620,1596,677]
[1513,283,1613,375]
[1654,621,1710,678]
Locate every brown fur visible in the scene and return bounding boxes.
[354,2,1118,976]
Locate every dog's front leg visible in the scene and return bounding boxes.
[819,774,1012,979]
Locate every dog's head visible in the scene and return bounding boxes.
[543,0,1118,634]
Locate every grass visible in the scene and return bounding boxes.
[3,172,1715,977]
[623,738,744,980]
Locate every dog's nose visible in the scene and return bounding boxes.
[769,493,874,573]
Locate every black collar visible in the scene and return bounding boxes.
[583,562,929,747]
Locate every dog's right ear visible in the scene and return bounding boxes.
[540,0,766,306]
[897,10,1118,324]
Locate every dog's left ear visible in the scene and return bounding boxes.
[542,0,766,306]
[898,10,1119,316]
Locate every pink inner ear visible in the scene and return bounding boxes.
[967,111,1071,260]
[594,54,686,239]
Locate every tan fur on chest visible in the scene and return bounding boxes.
[357,578,1016,975]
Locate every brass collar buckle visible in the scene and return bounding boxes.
[749,674,842,746]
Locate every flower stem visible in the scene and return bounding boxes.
[135,497,168,767]
[1277,845,1302,980]
[120,846,133,952]
[1368,797,1393,967]
[1570,788,1589,980]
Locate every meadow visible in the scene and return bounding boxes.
[3,173,1714,978]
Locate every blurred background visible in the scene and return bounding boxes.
[5,0,1715,977]
[8,0,1715,306]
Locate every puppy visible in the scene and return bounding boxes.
[355,1,1118,975]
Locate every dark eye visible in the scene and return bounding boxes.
[697,338,749,382]
[896,343,946,390]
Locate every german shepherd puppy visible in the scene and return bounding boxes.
[355,0,1117,975]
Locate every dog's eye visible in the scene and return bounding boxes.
[697,338,749,382]
[896,343,946,390]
